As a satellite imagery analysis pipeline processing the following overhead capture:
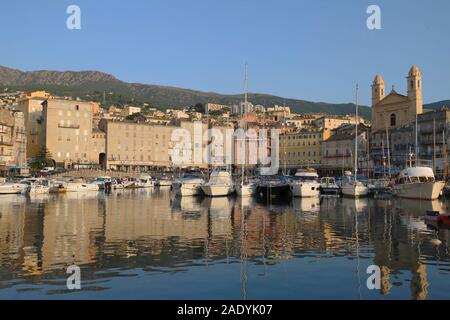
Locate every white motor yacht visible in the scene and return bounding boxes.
[201,171,234,197]
[290,169,321,198]
[172,175,205,196]
[137,175,156,188]
[66,178,99,192]
[393,166,445,201]
[0,182,28,195]
[320,177,340,195]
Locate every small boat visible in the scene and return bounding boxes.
[20,178,50,195]
[172,175,205,196]
[256,175,292,200]
[320,177,340,195]
[49,181,67,194]
[367,178,392,198]
[122,177,137,189]
[290,169,321,198]
[111,178,126,189]
[235,179,258,197]
[392,166,445,201]
[201,170,234,197]
[92,176,112,190]
[137,175,156,188]
[66,180,99,192]
[157,175,173,187]
[0,182,29,195]
[341,175,369,198]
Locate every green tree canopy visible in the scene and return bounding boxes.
[30,145,54,170]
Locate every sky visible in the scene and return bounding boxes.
[1,0,450,106]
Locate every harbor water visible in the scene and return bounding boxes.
[0,189,449,300]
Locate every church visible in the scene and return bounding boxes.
[371,65,423,133]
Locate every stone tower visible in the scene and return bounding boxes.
[407,65,423,115]
[372,74,385,106]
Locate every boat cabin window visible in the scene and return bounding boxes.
[410,177,419,183]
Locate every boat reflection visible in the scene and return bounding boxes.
[0,193,448,300]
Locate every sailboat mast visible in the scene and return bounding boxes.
[385,124,391,178]
[283,105,286,175]
[242,63,248,185]
[433,115,436,175]
[415,114,419,159]
[354,84,359,177]
[443,129,447,178]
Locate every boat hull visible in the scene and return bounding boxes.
[66,183,99,192]
[236,183,257,197]
[201,185,234,197]
[0,184,28,195]
[320,187,340,195]
[173,184,203,196]
[158,180,173,187]
[257,185,291,200]
[29,186,50,195]
[393,181,445,201]
[290,182,320,198]
[341,185,369,198]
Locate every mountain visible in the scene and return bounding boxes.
[423,100,450,110]
[2,65,445,119]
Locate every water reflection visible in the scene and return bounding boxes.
[0,190,449,299]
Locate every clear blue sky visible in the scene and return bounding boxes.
[1,0,450,106]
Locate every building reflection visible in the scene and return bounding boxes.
[0,191,449,299]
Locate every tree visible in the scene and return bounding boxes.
[126,112,147,122]
[31,145,54,170]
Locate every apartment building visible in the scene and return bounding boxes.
[321,124,370,175]
[313,115,361,130]
[121,106,142,117]
[279,126,331,169]
[99,119,175,171]
[17,91,50,160]
[418,108,450,174]
[42,98,95,168]
[0,108,27,175]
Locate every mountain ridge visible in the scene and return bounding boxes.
[1,65,448,119]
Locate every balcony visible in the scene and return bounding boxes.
[58,124,80,129]
[0,140,13,146]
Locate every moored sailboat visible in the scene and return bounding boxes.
[341,84,369,198]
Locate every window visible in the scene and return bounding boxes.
[390,114,396,127]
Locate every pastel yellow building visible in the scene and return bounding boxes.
[99,119,176,170]
[280,127,331,168]
[17,91,50,160]
[313,115,361,130]
[42,98,95,168]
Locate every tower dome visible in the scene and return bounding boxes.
[373,74,385,85]
[408,65,421,77]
